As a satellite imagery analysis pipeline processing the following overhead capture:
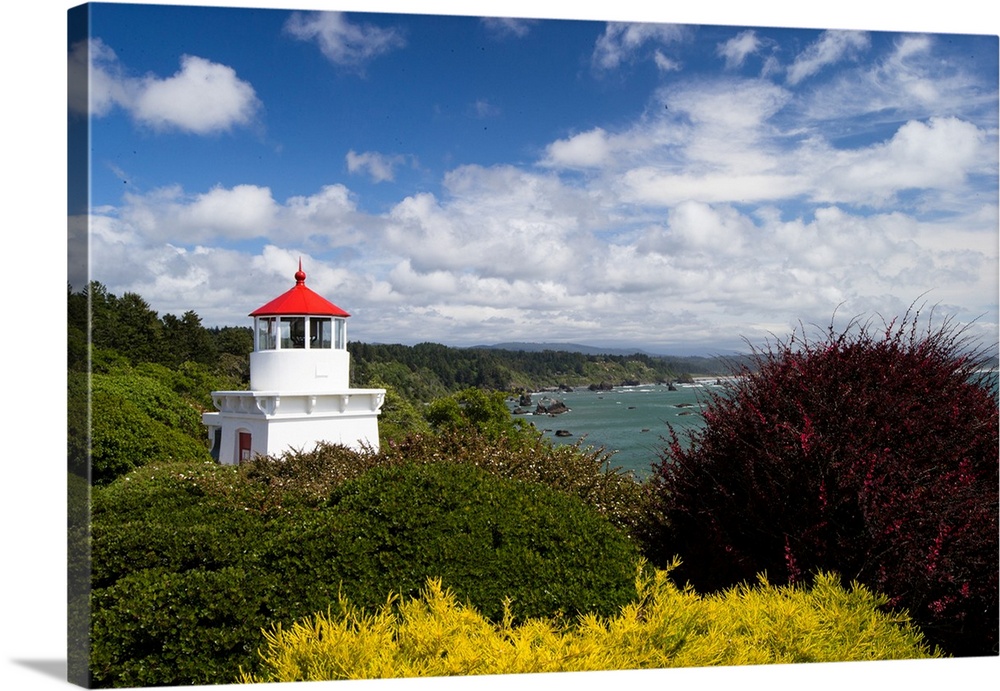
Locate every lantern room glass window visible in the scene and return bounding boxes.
[256,317,276,351]
[310,317,332,349]
[280,317,306,349]
[334,318,346,349]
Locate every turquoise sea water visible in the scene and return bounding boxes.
[510,380,726,480]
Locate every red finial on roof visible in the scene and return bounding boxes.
[294,257,306,284]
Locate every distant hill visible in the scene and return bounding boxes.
[472,342,752,372]
[472,342,653,357]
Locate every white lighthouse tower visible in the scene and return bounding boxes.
[202,261,385,464]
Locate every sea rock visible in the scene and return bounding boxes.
[588,381,614,391]
[554,429,572,437]
[535,398,569,415]
[519,392,533,407]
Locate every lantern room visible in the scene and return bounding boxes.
[247,261,352,392]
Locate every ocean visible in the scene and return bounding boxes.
[510,380,726,480]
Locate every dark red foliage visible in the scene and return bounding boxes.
[644,310,999,657]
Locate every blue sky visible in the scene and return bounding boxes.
[69,1,999,354]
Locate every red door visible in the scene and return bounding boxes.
[238,432,252,463]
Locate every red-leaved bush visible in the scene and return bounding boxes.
[644,310,998,657]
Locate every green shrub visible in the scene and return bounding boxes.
[91,566,277,687]
[378,428,646,534]
[89,463,279,687]
[89,462,257,589]
[243,566,939,683]
[85,371,213,485]
[644,311,998,656]
[320,462,642,622]
[236,442,378,509]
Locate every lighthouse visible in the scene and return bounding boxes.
[202,261,385,464]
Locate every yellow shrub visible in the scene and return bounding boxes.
[241,564,940,683]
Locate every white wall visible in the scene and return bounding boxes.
[250,348,351,391]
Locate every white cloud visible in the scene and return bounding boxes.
[346,150,404,182]
[799,33,993,125]
[101,182,370,250]
[68,38,260,134]
[717,29,760,69]
[116,184,278,243]
[809,117,989,206]
[653,50,682,72]
[284,11,405,68]
[543,128,613,168]
[383,165,607,283]
[670,79,790,132]
[787,30,871,84]
[131,55,260,134]
[622,168,807,206]
[873,34,991,115]
[592,21,686,71]
[186,185,280,235]
[283,184,359,229]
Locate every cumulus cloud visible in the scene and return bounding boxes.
[542,128,613,168]
[102,182,369,249]
[143,185,274,240]
[592,22,686,71]
[787,30,870,84]
[383,164,606,282]
[809,117,989,206]
[67,38,260,134]
[284,11,405,68]
[131,56,260,134]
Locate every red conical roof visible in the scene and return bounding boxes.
[249,261,350,317]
